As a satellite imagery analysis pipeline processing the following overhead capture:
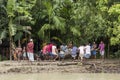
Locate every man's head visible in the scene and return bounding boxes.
[30,39,33,42]
[100,41,103,44]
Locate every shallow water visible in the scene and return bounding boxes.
[0,73,120,80]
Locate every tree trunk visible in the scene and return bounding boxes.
[18,39,21,47]
[107,43,110,58]
[9,37,12,60]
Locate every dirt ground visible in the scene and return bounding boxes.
[0,59,120,74]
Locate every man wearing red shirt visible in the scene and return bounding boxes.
[27,39,34,61]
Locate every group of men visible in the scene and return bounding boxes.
[41,41,105,61]
[77,41,105,61]
[13,39,105,62]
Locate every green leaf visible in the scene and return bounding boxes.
[9,24,17,36]
[14,32,23,41]
[7,0,16,17]
[0,29,7,39]
[70,27,81,36]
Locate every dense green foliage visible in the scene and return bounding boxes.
[0,0,120,58]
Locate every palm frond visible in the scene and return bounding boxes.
[8,23,17,36]
[7,0,16,17]
[53,16,65,33]
[43,1,53,16]
[14,32,23,42]
[38,24,50,38]
[14,16,26,22]
[70,26,81,36]
[15,25,32,35]
[23,29,31,35]
[51,36,63,43]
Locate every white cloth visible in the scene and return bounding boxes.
[52,45,57,55]
[85,45,91,54]
[60,51,64,54]
[27,52,34,61]
[78,46,84,54]
[100,50,104,56]
[79,46,84,59]
[79,53,84,60]
[23,52,26,57]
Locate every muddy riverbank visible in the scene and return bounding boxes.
[0,59,120,74]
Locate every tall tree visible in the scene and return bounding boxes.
[0,0,36,60]
[37,0,66,41]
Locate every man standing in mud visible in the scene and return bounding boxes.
[27,39,34,62]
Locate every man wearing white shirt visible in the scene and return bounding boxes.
[52,43,58,61]
[78,44,85,61]
[84,43,91,59]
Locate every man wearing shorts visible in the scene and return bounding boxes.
[84,43,91,59]
[91,42,97,59]
[59,43,67,60]
[71,45,78,60]
[52,43,58,61]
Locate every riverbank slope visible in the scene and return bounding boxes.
[0,59,119,74]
